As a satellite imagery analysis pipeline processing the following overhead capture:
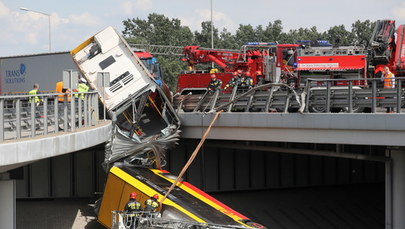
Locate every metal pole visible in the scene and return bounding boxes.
[210,0,214,69]
[20,7,51,52]
[372,80,377,113]
[326,81,331,113]
[211,0,213,50]
[48,15,51,52]
[348,80,353,113]
[0,99,4,142]
[396,80,401,113]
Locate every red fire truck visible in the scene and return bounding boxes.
[176,43,301,94]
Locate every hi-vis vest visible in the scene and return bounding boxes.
[75,83,89,99]
[28,89,40,103]
[126,200,142,216]
[145,199,159,211]
[384,72,395,89]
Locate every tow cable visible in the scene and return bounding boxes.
[159,110,223,204]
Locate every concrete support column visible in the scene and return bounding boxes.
[0,173,16,229]
[389,149,405,229]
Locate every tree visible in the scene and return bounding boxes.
[325,25,354,47]
[194,21,220,48]
[235,24,256,47]
[122,13,193,46]
[264,20,285,42]
[122,13,194,91]
[351,20,376,47]
[218,28,239,49]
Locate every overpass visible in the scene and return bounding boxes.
[2,90,405,229]
[0,92,112,228]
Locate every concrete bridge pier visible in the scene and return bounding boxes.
[0,173,16,229]
[386,148,405,229]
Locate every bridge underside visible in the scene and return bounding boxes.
[179,112,405,146]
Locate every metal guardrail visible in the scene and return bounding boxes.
[0,91,100,143]
[173,77,405,114]
[111,211,253,229]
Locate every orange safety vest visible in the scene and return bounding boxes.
[384,72,395,89]
[56,81,71,102]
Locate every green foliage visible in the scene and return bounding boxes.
[122,13,378,91]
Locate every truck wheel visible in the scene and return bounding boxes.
[342,106,365,113]
[309,105,327,113]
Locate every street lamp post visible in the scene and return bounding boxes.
[20,7,51,53]
[210,0,214,69]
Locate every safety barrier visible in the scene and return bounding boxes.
[173,77,405,114]
[0,91,99,142]
[111,211,252,229]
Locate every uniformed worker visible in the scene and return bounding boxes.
[240,71,253,89]
[28,84,41,106]
[208,74,222,93]
[74,78,89,99]
[223,71,240,91]
[382,66,395,113]
[144,194,160,217]
[125,192,142,228]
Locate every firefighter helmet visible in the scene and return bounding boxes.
[232,71,238,76]
[245,71,251,76]
[130,192,137,199]
[153,194,159,199]
[211,74,216,79]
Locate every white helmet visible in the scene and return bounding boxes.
[79,78,86,83]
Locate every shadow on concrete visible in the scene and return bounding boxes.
[17,198,103,229]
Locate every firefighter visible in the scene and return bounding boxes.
[125,192,142,228]
[28,84,41,106]
[240,71,253,89]
[382,66,395,112]
[208,74,222,93]
[255,70,264,85]
[144,194,160,217]
[223,71,240,91]
[74,78,89,100]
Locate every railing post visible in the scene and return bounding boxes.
[372,80,377,113]
[16,99,21,139]
[305,80,311,113]
[348,81,353,113]
[209,90,220,112]
[0,99,4,142]
[93,93,99,125]
[54,96,59,134]
[396,79,401,113]
[326,81,331,113]
[84,93,88,127]
[78,97,82,129]
[63,97,68,132]
[43,97,48,135]
[71,95,75,132]
[31,99,35,137]
[227,86,238,112]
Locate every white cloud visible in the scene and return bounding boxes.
[393,2,405,19]
[136,0,153,11]
[179,9,237,33]
[121,0,153,15]
[0,1,10,17]
[25,32,38,45]
[69,13,102,27]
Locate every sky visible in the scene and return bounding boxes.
[1,0,405,57]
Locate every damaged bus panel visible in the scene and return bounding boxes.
[70,27,180,169]
[98,165,266,229]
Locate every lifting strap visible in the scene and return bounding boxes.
[159,110,223,204]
